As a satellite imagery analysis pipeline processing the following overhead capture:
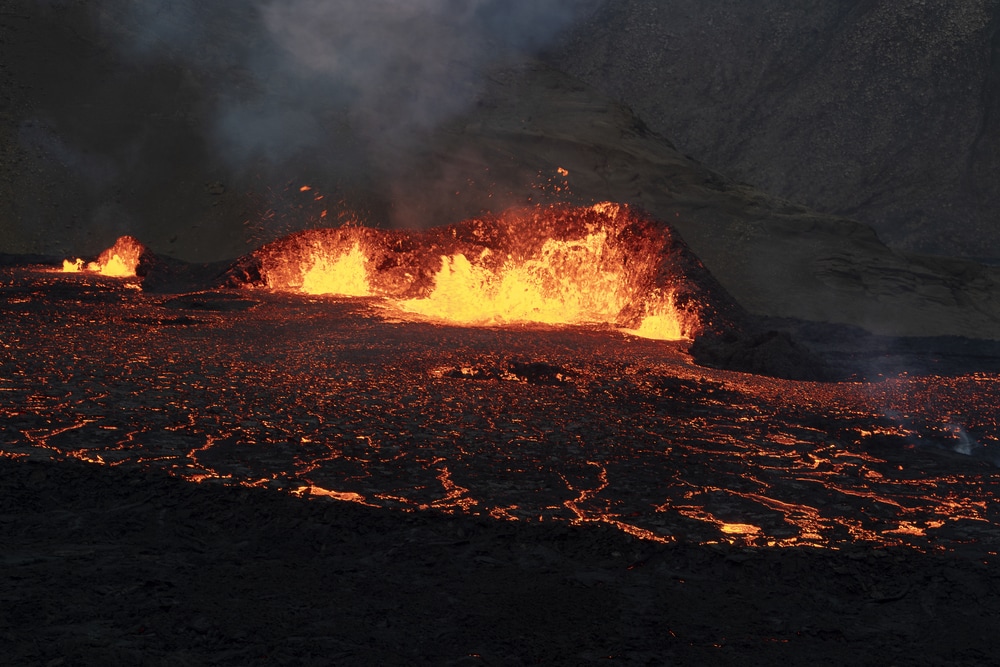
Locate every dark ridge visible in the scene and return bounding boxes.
[689,329,836,382]
[759,316,1000,380]
[0,253,63,267]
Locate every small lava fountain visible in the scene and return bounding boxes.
[62,235,147,277]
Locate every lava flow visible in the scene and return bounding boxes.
[6,203,999,555]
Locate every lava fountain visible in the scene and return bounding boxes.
[230,203,731,340]
[62,235,147,277]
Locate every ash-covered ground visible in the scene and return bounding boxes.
[2,265,1000,665]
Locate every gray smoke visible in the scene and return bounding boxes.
[103,0,598,171]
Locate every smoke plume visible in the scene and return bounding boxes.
[104,0,598,171]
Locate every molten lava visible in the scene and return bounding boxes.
[62,258,83,272]
[396,230,685,338]
[243,203,710,341]
[298,241,371,297]
[62,235,146,278]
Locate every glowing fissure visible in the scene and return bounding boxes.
[398,230,683,337]
[250,204,701,341]
[62,235,145,278]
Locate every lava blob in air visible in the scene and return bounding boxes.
[62,236,146,278]
[235,203,731,341]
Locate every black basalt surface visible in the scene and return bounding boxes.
[3,456,999,666]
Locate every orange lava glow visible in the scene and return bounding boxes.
[250,203,700,340]
[62,235,145,278]
[293,484,370,504]
[719,522,763,536]
[298,242,371,297]
[397,230,685,339]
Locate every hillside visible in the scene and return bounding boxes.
[553,0,1000,257]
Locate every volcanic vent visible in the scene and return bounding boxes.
[62,235,150,278]
[226,203,739,341]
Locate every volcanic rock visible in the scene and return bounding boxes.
[507,360,573,385]
[443,359,575,385]
[5,456,1000,666]
[690,330,835,382]
[552,0,1000,258]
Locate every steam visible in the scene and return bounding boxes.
[878,409,999,466]
[105,0,597,170]
[944,423,1000,466]
[946,423,977,456]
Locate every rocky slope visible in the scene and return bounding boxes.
[553,0,1000,257]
